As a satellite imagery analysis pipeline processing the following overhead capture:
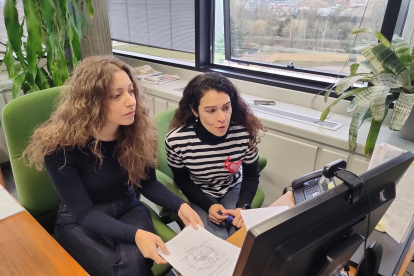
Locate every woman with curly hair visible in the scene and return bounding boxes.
[23,56,202,276]
[166,72,266,240]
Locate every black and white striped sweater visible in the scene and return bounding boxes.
[165,121,260,212]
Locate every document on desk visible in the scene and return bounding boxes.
[0,187,25,221]
[158,225,241,276]
[240,206,289,230]
[368,143,414,243]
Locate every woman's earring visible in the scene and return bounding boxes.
[195,117,199,122]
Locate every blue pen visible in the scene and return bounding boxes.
[226,215,234,220]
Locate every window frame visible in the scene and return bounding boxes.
[114,0,411,97]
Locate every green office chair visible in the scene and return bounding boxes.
[153,108,266,225]
[2,86,175,276]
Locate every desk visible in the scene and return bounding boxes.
[0,190,88,275]
[226,191,414,276]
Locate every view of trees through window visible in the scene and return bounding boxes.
[215,0,389,75]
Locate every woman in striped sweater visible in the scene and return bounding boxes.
[166,72,267,239]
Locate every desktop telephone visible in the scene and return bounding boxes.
[291,169,335,204]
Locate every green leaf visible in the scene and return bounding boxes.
[347,86,380,112]
[25,39,37,79]
[359,44,387,73]
[324,86,334,103]
[389,91,414,130]
[19,17,25,38]
[4,42,15,79]
[370,73,406,88]
[12,72,25,99]
[334,73,373,95]
[40,67,54,88]
[349,105,370,151]
[51,61,62,86]
[22,0,44,55]
[4,0,22,52]
[371,43,410,85]
[365,119,383,158]
[370,86,390,120]
[13,62,21,75]
[67,10,81,61]
[85,0,94,19]
[391,34,411,68]
[59,0,67,16]
[350,63,359,75]
[39,0,55,34]
[320,87,366,122]
[352,28,391,48]
[358,60,378,74]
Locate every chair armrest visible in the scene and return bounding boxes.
[156,170,189,204]
[141,202,177,243]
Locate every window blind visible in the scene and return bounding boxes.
[107,0,195,53]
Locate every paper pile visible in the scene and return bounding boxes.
[369,143,414,243]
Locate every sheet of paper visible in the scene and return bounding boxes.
[368,143,414,243]
[158,225,240,276]
[0,188,25,221]
[240,206,289,230]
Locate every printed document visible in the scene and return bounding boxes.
[369,143,414,243]
[158,225,240,276]
[0,187,25,221]
[240,206,289,230]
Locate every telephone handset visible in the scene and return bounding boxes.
[291,169,335,204]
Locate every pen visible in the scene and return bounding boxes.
[226,215,234,220]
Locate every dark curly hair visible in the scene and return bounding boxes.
[170,72,266,151]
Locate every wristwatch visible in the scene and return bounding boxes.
[240,204,251,210]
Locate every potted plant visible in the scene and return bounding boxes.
[2,0,94,99]
[320,28,414,158]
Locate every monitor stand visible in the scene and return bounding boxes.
[355,241,383,276]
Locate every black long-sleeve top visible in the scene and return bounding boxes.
[44,140,185,244]
[166,122,260,213]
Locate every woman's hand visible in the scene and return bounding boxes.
[135,229,168,265]
[227,208,245,228]
[178,203,204,229]
[208,204,229,225]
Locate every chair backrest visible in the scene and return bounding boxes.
[3,87,62,233]
[153,108,177,179]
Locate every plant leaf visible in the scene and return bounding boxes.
[370,86,390,120]
[22,0,44,55]
[370,73,406,88]
[389,91,414,130]
[334,73,373,95]
[358,60,378,74]
[347,86,383,113]
[67,10,81,61]
[349,105,370,151]
[85,0,94,19]
[371,43,410,85]
[391,34,411,68]
[352,28,391,48]
[350,63,359,75]
[320,87,366,122]
[359,44,387,73]
[39,0,55,34]
[365,119,383,158]
[4,0,22,52]
[12,72,25,99]
[4,42,15,79]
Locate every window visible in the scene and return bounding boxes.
[107,0,195,65]
[110,0,412,95]
[214,0,390,81]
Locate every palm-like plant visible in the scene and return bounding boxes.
[2,0,93,99]
[320,28,414,158]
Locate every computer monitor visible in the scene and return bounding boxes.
[233,151,414,276]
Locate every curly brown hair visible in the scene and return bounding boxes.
[170,72,266,151]
[22,55,157,187]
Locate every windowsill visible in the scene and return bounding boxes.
[113,49,195,67]
[141,78,414,157]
